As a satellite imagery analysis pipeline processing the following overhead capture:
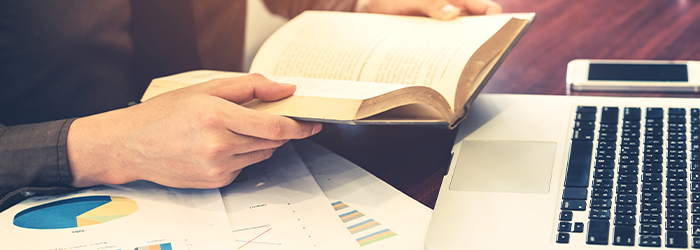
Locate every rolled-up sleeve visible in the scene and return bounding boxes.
[0,119,79,212]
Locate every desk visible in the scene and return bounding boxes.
[310,0,700,209]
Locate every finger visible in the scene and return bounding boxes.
[422,0,461,20]
[231,148,278,169]
[205,128,289,155]
[451,0,502,15]
[219,102,322,140]
[202,73,297,104]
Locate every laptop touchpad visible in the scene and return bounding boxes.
[450,140,556,194]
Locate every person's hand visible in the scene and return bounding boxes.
[357,0,502,20]
[67,74,321,189]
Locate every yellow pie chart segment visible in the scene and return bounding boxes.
[76,197,139,227]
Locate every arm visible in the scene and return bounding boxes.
[0,74,320,212]
[356,0,502,20]
[262,0,501,20]
[0,120,79,212]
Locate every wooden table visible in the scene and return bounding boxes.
[311,0,700,209]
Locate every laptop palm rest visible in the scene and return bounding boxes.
[450,140,556,194]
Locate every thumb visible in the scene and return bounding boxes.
[424,1,461,20]
[202,73,297,104]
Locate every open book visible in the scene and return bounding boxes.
[142,11,535,129]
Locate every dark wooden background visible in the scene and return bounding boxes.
[311,0,700,209]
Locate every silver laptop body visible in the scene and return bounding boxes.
[425,93,700,250]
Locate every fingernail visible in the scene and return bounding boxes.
[311,123,322,135]
[440,4,460,17]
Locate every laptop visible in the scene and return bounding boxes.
[425,93,699,249]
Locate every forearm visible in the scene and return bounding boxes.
[262,0,358,19]
[0,119,79,212]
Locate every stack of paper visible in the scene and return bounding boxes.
[222,140,433,249]
[0,140,432,250]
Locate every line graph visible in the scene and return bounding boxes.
[238,228,273,249]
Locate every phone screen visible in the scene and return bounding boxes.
[588,63,688,82]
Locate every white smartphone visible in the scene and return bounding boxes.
[566,59,700,92]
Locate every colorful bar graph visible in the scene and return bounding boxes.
[332,200,398,247]
[356,229,397,246]
[331,201,348,210]
[134,242,172,250]
[347,219,380,234]
[339,210,364,223]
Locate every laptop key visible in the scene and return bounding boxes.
[666,230,688,248]
[595,159,615,169]
[616,183,637,194]
[593,168,614,178]
[642,183,663,193]
[587,219,610,245]
[559,211,573,221]
[668,108,686,115]
[561,200,586,211]
[558,222,572,232]
[589,209,611,219]
[667,220,688,231]
[556,233,569,244]
[577,106,597,113]
[575,113,596,121]
[641,203,662,213]
[646,108,663,118]
[643,163,663,173]
[693,237,700,249]
[590,198,612,209]
[575,120,595,130]
[639,236,662,247]
[615,204,636,215]
[640,224,662,235]
[624,107,641,120]
[592,178,613,188]
[692,194,700,203]
[564,141,593,187]
[572,130,594,140]
[640,213,662,224]
[693,226,700,237]
[614,215,636,226]
[613,226,635,246]
[562,187,587,200]
[591,188,613,198]
[667,209,688,220]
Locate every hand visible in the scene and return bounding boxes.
[357,0,502,20]
[67,74,321,189]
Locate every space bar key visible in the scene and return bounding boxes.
[564,140,594,187]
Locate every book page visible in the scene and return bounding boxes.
[250,11,514,109]
[144,70,410,102]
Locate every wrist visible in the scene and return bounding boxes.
[67,110,137,187]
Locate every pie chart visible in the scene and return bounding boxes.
[13,195,139,229]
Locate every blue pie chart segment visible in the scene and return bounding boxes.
[13,196,134,230]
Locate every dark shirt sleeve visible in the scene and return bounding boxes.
[0,119,79,212]
[262,0,358,19]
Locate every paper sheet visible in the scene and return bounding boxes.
[292,140,433,249]
[0,181,234,250]
[220,144,356,249]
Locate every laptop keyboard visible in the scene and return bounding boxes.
[557,106,700,247]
